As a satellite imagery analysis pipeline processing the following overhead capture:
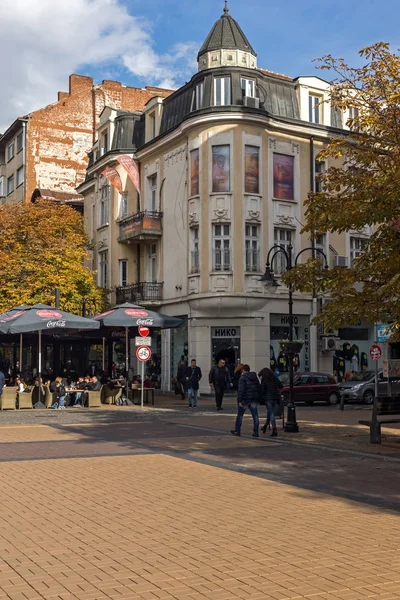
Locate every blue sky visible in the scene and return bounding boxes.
[83,0,399,83]
[0,0,399,130]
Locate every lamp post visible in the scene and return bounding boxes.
[260,244,328,433]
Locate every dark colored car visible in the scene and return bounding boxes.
[281,372,339,406]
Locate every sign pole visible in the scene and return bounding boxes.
[141,360,144,408]
[125,327,129,375]
[374,325,379,402]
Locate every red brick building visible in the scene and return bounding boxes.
[0,74,172,206]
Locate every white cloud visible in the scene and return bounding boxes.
[0,0,198,131]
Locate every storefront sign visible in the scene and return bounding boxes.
[211,327,240,338]
[303,327,310,371]
[377,324,393,343]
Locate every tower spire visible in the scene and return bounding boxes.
[223,1,229,14]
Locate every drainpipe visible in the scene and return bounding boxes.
[309,136,318,372]
[22,121,27,202]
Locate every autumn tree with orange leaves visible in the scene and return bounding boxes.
[287,42,400,335]
[0,200,105,314]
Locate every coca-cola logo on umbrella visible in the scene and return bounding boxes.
[37,310,62,319]
[2,311,25,321]
[125,309,148,318]
[94,310,114,319]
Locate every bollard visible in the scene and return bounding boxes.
[370,421,381,444]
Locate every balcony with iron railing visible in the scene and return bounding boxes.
[190,251,200,274]
[115,282,163,306]
[118,210,163,244]
[212,248,231,272]
[245,248,261,273]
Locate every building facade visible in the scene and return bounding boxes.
[0,75,171,207]
[79,4,375,391]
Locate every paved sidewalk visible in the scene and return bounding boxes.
[0,414,398,600]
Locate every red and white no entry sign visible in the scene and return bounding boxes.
[370,344,382,360]
[138,325,150,337]
[136,345,151,362]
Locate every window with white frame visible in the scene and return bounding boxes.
[16,132,24,153]
[99,186,109,227]
[190,227,199,274]
[273,228,293,275]
[149,112,156,139]
[241,78,255,98]
[119,259,128,287]
[309,94,322,124]
[16,166,24,187]
[7,142,15,162]
[214,76,231,106]
[119,192,128,219]
[245,224,260,272]
[7,174,14,195]
[99,250,108,288]
[0,176,5,197]
[315,233,326,264]
[149,243,157,282]
[350,236,365,266]
[213,224,231,271]
[195,82,204,110]
[102,131,108,154]
[148,174,157,211]
[348,106,360,130]
[315,160,326,193]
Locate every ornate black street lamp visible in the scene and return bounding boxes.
[260,244,328,433]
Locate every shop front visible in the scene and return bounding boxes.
[270,314,310,374]
[334,321,374,381]
[211,326,241,373]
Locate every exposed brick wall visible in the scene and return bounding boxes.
[24,74,173,202]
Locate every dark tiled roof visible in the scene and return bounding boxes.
[198,9,256,59]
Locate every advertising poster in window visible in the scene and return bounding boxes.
[245,145,259,194]
[190,149,199,196]
[273,153,294,200]
[212,145,230,193]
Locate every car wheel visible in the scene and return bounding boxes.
[363,390,374,405]
[282,393,289,406]
[327,392,339,406]
[305,400,315,406]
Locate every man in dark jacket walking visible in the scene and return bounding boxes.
[231,364,260,437]
[185,359,202,407]
[209,359,231,410]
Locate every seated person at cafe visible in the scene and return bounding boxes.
[50,377,66,409]
[72,376,86,407]
[90,375,102,391]
[15,377,26,393]
[143,374,153,389]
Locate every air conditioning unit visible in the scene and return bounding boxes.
[243,96,260,109]
[334,255,348,268]
[322,336,340,352]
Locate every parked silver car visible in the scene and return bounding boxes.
[338,371,378,405]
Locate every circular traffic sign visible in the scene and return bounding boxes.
[370,344,382,360]
[138,325,150,337]
[136,346,151,362]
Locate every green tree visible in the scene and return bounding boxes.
[0,200,105,314]
[287,42,400,333]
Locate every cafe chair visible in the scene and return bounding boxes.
[87,385,103,408]
[44,386,54,409]
[19,389,34,409]
[1,388,17,410]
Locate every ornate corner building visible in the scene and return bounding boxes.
[78,3,374,391]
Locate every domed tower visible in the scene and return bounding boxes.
[197,1,257,72]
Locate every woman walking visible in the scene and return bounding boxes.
[259,368,283,437]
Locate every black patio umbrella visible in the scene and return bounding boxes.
[0,303,100,375]
[93,303,184,374]
[0,306,32,373]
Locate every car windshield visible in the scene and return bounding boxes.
[348,371,374,382]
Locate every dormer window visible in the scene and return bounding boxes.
[195,82,204,111]
[214,76,231,106]
[241,78,255,98]
[309,94,322,124]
